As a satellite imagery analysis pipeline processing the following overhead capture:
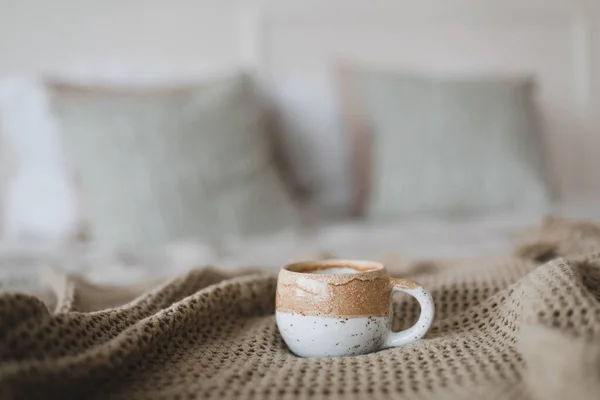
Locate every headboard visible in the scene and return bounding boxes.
[241,0,599,215]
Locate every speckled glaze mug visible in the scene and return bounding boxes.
[276,259,435,358]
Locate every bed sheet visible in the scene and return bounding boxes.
[1,199,598,299]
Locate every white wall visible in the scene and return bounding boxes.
[0,1,243,75]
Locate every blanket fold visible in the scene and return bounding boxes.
[1,218,599,399]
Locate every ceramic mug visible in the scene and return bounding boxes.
[276,259,435,358]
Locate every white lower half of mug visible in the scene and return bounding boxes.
[276,285,435,358]
[276,312,393,358]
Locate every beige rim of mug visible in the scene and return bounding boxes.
[277,259,417,318]
[283,259,384,275]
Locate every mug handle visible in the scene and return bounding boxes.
[381,279,435,349]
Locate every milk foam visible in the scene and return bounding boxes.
[311,267,360,275]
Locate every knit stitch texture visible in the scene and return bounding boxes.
[1,217,599,399]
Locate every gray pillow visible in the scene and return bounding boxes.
[355,70,552,219]
[50,73,300,247]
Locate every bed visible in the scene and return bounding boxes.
[1,1,599,291]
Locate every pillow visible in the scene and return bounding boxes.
[342,68,553,220]
[0,123,7,234]
[48,73,300,247]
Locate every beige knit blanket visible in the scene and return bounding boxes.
[1,217,600,400]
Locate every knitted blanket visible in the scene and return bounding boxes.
[1,217,599,400]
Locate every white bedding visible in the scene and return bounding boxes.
[1,199,599,299]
